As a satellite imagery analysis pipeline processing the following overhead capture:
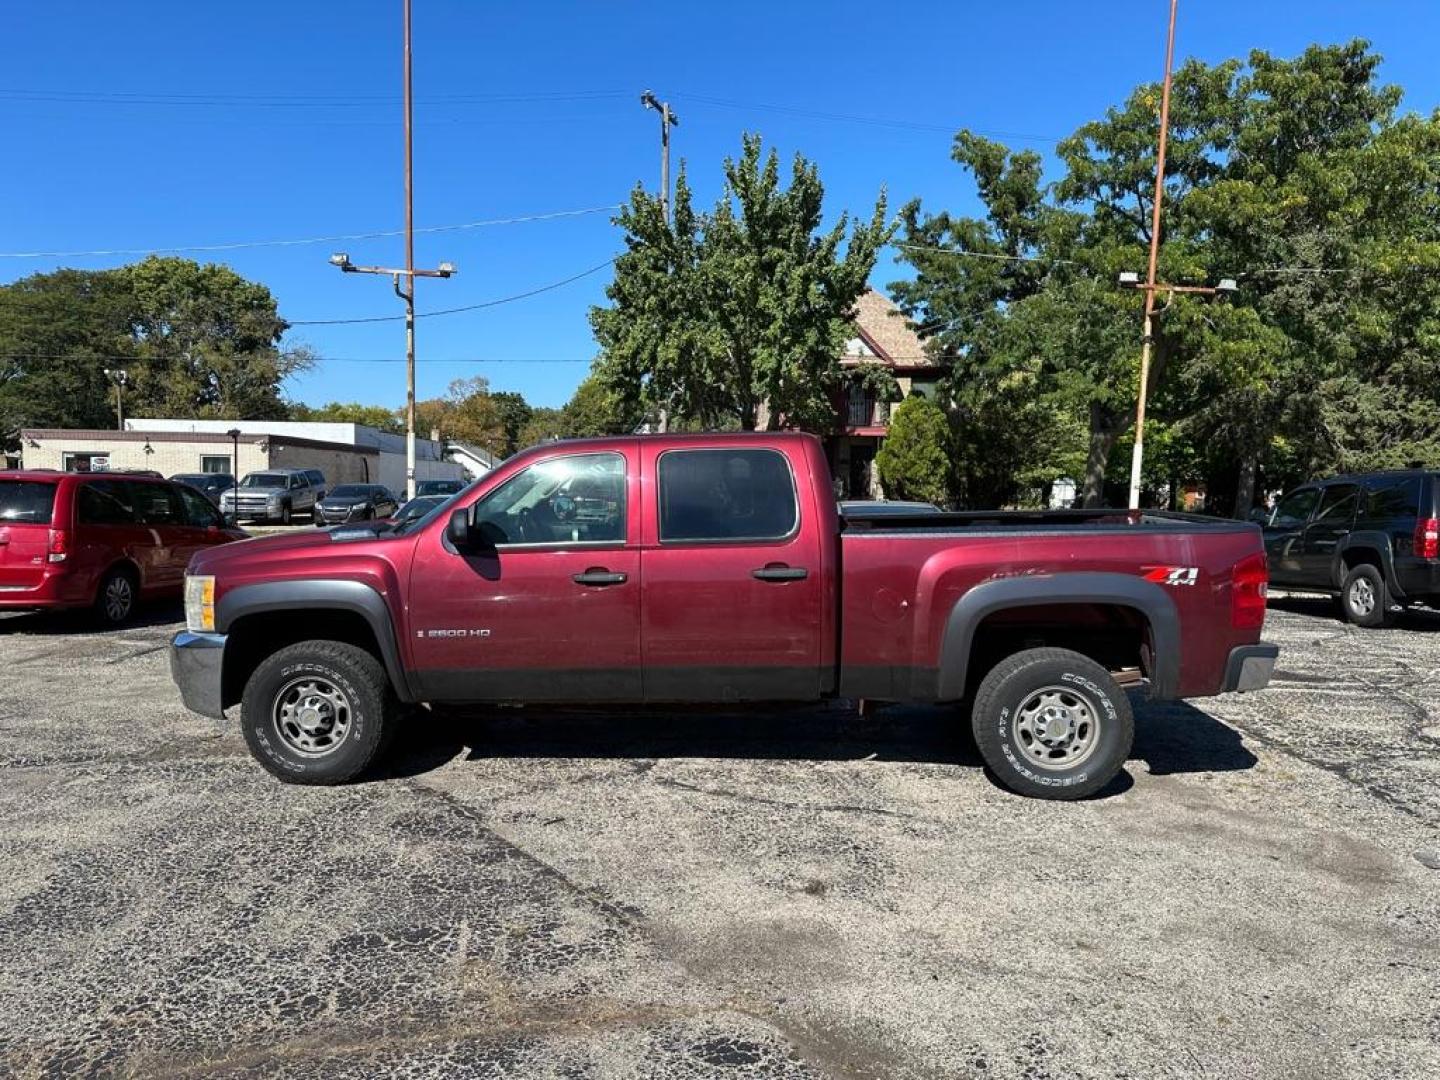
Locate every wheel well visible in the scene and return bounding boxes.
[1341,547,1383,572]
[222,609,384,709]
[965,603,1150,697]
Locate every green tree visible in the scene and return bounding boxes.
[414,376,505,454]
[490,391,532,457]
[592,134,892,431]
[118,256,312,420]
[560,370,635,437]
[0,268,133,446]
[876,395,952,504]
[290,401,403,432]
[894,41,1440,512]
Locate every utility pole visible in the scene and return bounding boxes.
[1127,0,1179,511]
[329,0,454,501]
[640,90,678,431]
[102,368,127,430]
[640,90,678,223]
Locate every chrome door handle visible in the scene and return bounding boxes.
[752,565,808,582]
[573,568,628,586]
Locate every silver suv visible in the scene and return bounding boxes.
[220,468,319,524]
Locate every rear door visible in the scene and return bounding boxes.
[1301,482,1360,585]
[0,480,59,591]
[1263,486,1319,586]
[74,479,150,591]
[640,443,823,701]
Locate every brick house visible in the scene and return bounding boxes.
[828,290,944,498]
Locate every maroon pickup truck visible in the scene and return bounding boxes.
[170,432,1277,799]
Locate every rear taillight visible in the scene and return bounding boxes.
[1231,551,1269,629]
[46,528,68,564]
[1415,517,1439,560]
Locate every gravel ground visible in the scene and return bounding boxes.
[0,599,1436,1079]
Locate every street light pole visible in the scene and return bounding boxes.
[403,0,417,502]
[102,368,128,430]
[1127,0,1180,511]
[328,0,453,501]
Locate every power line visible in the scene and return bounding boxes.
[0,351,588,364]
[0,88,629,108]
[287,257,617,325]
[0,205,619,260]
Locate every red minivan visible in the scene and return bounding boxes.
[0,471,247,625]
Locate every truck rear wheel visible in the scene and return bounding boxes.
[970,647,1133,801]
[240,640,394,785]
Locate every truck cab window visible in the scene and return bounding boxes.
[658,448,798,542]
[472,453,625,546]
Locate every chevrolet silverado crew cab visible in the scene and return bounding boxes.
[171,433,1278,800]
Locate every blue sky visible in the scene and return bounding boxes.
[5,1,1438,410]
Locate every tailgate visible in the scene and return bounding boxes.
[0,480,58,590]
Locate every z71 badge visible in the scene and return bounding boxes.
[1142,566,1199,586]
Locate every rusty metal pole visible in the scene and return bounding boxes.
[1127,0,1179,511]
[402,0,417,502]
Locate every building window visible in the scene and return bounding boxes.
[62,451,111,473]
[846,385,875,427]
[200,455,231,474]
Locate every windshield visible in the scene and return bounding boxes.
[395,496,444,522]
[328,485,370,499]
[240,473,287,488]
[0,480,58,524]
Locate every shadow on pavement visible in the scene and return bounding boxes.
[0,600,184,635]
[374,694,1259,796]
[1267,594,1440,631]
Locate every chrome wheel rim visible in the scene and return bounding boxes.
[1013,685,1100,770]
[104,576,133,622]
[1349,577,1376,616]
[272,675,352,757]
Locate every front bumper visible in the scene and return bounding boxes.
[1223,642,1279,693]
[170,631,227,719]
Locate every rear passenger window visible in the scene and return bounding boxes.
[1312,484,1359,525]
[128,482,182,525]
[658,448,798,542]
[78,480,136,525]
[1365,477,1422,520]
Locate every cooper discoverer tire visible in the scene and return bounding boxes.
[1339,563,1393,628]
[970,647,1133,801]
[241,640,394,785]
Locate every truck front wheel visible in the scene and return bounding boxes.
[240,640,394,784]
[970,648,1133,801]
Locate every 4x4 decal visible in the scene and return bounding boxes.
[1142,566,1199,586]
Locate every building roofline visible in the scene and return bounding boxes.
[20,428,379,455]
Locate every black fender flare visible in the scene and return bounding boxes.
[1334,532,1402,597]
[936,572,1181,701]
[216,579,415,701]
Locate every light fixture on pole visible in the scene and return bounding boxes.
[102,368,128,430]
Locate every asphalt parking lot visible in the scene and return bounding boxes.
[1,599,1437,1079]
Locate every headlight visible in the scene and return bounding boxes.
[185,575,216,633]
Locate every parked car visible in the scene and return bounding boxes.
[1263,468,1440,626]
[170,473,236,504]
[0,472,246,625]
[171,433,1277,799]
[839,500,943,517]
[313,484,399,525]
[415,478,465,497]
[390,494,447,525]
[219,469,319,524]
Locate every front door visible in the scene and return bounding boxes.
[1263,486,1319,586]
[640,443,823,702]
[406,448,642,702]
[1302,483,1360,585]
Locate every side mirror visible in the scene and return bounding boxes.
[446,507,473,549]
